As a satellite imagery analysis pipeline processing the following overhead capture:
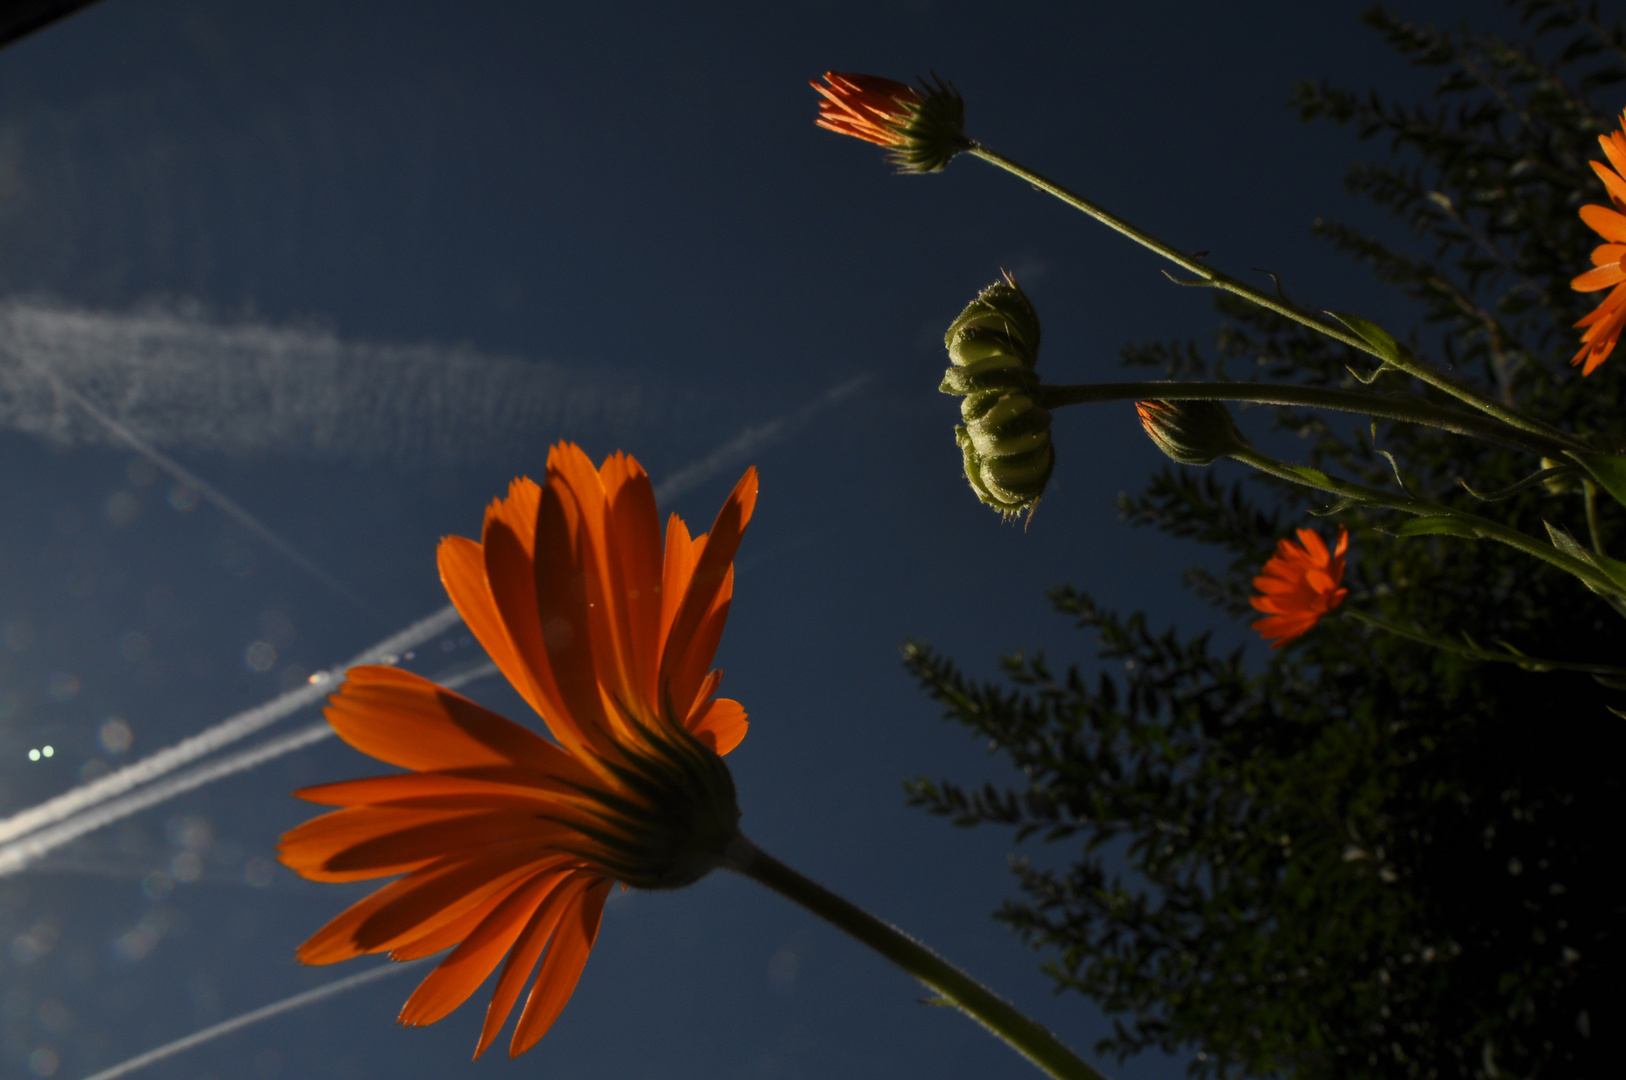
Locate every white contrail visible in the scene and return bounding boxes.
[653,373,872,503]
[0,663,498,876]
[78,960,427,1080]
[5,345,383,618]
[0,605,462,847]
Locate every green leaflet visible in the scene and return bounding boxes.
[1544,521,1626,595]
[1393,516,1481,539]
[1327,311,1405,364]
[1565,450,1626,511]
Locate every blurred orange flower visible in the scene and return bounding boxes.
[1571,108,1626,375]
[1250,526,1349,648]
[279,443,757,1059]
[811,71,919,147]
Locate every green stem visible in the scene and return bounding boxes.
[1227,446,1626,600]
[1584,480,1607,556]
[1037,381,1575,458]
[1344,608,1626,676]
[726,836,1108,1080]
[966,143,1583,451]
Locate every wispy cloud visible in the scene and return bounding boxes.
[0,299,655,464]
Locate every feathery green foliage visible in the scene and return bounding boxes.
[907,4,1619,1077]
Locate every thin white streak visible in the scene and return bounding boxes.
[0,605,462,847]
[0,662,498,876]
[78,960,426,1080]
[652,373,872,503]
[4,345,383,618]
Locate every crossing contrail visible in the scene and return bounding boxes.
[0,605,462,848]
[0,663,498,876]
[78,960,427,1080]
[5,345,385,619]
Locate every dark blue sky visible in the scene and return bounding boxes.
[0,2,1501,1079]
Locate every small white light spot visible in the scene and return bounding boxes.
[28,749,40,762]
[41,746,53,758]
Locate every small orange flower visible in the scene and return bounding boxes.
[279,443,757,1058]
[1571,108,1626,375]
[811,71,920,147]
[1250,526,1348,648]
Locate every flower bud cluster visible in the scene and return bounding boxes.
[940,275,1054,519]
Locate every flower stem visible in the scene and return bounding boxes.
[1036,380,1575,458]
[965,143,1584,451]
[1343,608,1626,676]
[1226,446,1626,600]
[726,836,1109,1080]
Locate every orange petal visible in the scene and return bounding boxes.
[348,845,554,956]
[390,868,542,961]
[530,446,621,748]
[324,666,569,775]
[280,806,464,883]
[667,570,733,721]
[1591,244,1626,266]
[474,870,599,1059]
[1592,159,1626,207]
[688,697,748,756]
[398,868,572,1027]
[1580,203,1626,242]
[438,533,552,722]
[295,767,583,808]
[320,812,563,876]
[600,452,664,707]
[508,876,612,1057]
[659,468,757,707]
[1572,264,1626,292]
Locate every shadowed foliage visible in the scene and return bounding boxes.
[907,4,1618,1077]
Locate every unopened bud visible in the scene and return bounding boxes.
[1135,399,1249,466]
[941,275,1053,519]
[812,72,970,174]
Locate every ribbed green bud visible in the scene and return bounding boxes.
[941,275,1053,520]
[1135,399,1250,466]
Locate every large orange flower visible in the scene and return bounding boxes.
[1250,526,1349,648]
[279,443,757,1058]
[1571,108,1626,375]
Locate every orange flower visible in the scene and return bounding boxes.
[1571,108,1626,375]
[1250,526,1348,648]
[811,71,967,173]
[279,443,758,1059]
[811,71,920,147]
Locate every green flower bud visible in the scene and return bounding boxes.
[941,275,1054,520]
[1135,399,1250,466]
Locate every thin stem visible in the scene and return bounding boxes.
[1584,480,1607,556]
[1227,447,1626,600]
[1037,380,1576,458]
[966,144,1584,450]
[1344,608,1626,676]
[726,836,1108,1080]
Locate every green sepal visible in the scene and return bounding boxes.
[1565,451,1626,510]
[1544,521,1626,595]
[1327,311,1407,365]
[1393,516,1482,539]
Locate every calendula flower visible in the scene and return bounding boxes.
[1250,526,1349,648]
[1571,108,1626,375]
[812,71,969,173]
[279,443,757,1059]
